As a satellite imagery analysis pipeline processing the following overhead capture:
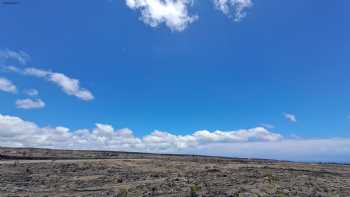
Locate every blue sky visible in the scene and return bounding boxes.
[0,0,350,162]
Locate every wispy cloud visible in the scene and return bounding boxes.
[15,98,45,109]
[0,49,30,65]
[284,113,297,123]
[24,89,39,97]
[214,0,253,22]
[125,0,198,31]
[0,77,16,93]
[259,123,275,129]
[0,113,349,162]
[3,66,94,101]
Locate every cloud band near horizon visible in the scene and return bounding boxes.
[0,114,349,163]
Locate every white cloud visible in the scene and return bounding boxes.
[15,99,45,109]
[259,123,275,129]
[49,72,94,101]
[3,66,94,101]
[1,114,349,162]
[193,127,282,143]
[214,0,253,22]
[284,113,297,123]
[143,130,198,151]
[0,77,16,93]
[126,0,198,31]
[24,89,39,97]
[0,49,30,65]
[23,67,50,78]
[1,65,21,73]
[0,114,281,152]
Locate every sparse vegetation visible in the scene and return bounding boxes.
[190,184,201,197]
[117,187,128,197]
[265,172,280,183]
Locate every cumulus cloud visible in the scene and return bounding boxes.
[15,99,45,109]
[0,114,281,152]
[24,89,39,97]
[193,128,282,143]
[0,77,16,93]
[3,66,94,101]
[1,114,349,162]
[0,49,30,65]
[284,113,297,123]
[126,0,198,31]
[143,130,198,151]
[214,0,253,22]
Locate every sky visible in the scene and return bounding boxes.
[0,0,350,162]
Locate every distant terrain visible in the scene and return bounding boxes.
[0,147,350,197]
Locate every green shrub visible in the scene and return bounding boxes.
[190,185,201,197]
[117,187,128,197]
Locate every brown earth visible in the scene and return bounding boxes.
[0,147,349,197]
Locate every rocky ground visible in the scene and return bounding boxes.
[0,147,350,197]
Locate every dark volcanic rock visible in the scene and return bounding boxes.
[0,147,349,197]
